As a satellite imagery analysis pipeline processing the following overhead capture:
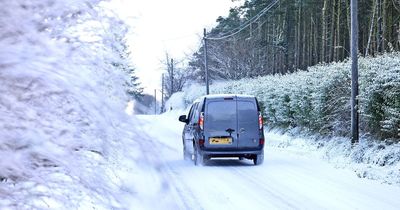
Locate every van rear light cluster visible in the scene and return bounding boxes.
[199,139,205,146]
[199,112,204,130]
[258,112,263,130]
[259,138,265,145]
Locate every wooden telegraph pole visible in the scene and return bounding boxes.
[170,58,174,96]
[203,28,209,95]
[154,89,157,115]
[351,0,359,144]
[161,73,164,113]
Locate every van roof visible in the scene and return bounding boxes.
[194,94,256,103]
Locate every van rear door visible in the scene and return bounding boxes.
[237,99,259,148]
[204,97,238,149]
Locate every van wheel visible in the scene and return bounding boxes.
[183,146,191,161]
[253,152,264,165]
[194,147,204,166]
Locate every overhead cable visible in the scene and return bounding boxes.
[206,0,279,41]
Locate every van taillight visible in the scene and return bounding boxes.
[258,112,263,130]
[259,138,265,145]
[199,112,204,130]
[199,139,205,146]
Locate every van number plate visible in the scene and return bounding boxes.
[209,137,232,145]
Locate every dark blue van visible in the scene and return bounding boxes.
[179,94,265,165]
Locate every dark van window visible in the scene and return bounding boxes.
[192,102,200,122]
[190,102,199,122]
[237,101,258,124]
[187,103,196,122]
[206,101,236,129]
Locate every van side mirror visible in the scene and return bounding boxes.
[178,115,188,124]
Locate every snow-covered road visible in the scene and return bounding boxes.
[134,112,400,210]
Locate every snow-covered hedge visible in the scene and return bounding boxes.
[0,1,140,209]
[180,53,400,141]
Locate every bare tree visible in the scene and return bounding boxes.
[162,53,188,98]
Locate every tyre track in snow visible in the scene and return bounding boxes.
[137,114,309,209]
[230,167,299,209]
[136,118,204,210]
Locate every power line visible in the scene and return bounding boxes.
[213,0,278,38]
[206,0,279,41]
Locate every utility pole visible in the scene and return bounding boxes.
[351,0,359,144]
[161,73,164,113]
[203,28,209,95]
[170,58,174,96]
[154,89,157,115]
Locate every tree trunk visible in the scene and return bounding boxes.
[366,0,378,56]
[382,0,388,52]
[329,0,336,62]
[335,0,341,60]
[377,0,383,52]
[321,0,328,62]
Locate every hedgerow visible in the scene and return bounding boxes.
[182,53,400,141]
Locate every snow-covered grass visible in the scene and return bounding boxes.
[265,129,400,186]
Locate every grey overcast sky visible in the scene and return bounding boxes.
[109,0,243,94]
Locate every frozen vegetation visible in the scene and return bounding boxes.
[182,54,400,140]
[0,1,148,209]
[174,54,400,185]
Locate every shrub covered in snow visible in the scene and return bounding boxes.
[0,1,140,209]
[180,54,400,141]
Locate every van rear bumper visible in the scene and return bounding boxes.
[200,148,263,157]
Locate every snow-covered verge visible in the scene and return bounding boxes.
[0,1,153,209]
[265,129,400,186]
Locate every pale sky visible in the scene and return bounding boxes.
[109,0,243,94]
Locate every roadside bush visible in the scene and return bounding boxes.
[181,53,400,141]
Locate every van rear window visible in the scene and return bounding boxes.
[206,101,236,128]
[237,101,258,123]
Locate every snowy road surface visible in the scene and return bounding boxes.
[133,113,400,210]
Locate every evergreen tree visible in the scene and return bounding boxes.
[186,0,400,82]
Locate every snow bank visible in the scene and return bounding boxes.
[265,129,400,186]
[165,91,186,111]
[0,1,151,209]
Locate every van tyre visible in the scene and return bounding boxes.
[253,152,264,165]
[183,147,191,161]
[194,147,204,166]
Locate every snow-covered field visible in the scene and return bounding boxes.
[133,111,400,209]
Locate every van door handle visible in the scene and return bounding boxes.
[240,128,245,133]
[225,128,235,136]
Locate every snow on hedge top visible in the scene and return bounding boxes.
[0,1,137,209]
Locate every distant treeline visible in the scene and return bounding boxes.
[186,0,400,80]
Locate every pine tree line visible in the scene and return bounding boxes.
[187,0,400,80]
